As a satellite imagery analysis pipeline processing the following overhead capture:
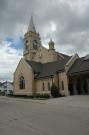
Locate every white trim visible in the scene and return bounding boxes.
[65,53,79,72]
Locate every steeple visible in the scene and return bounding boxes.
[28,15,36,32]
[24,15,41,61]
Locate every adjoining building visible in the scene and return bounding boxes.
[0,81,13,95]
[13,16,89,96]
[0,82,3,92]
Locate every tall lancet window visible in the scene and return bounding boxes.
[33,40,37,50]
[19,76,25,89]
[25,44,28,51]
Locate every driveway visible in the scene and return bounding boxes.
[0,95,89,135]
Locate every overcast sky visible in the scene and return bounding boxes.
[0,0,89,82]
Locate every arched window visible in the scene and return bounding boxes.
[48,82,50,91]
[42,82,45,91]
[25,44,28,50]
[19,76,25,89]
[33,40,37,50]
[61,81,64,90]
[39,50,42,58]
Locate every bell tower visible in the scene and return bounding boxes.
[23,15,41,60]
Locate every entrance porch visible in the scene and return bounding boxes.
[68,74,89,95]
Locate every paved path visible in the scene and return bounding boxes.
[0,96,89,135]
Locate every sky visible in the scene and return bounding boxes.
[0,0,89,82]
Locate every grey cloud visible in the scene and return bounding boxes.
[0,0,89,56]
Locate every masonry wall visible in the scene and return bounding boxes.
[53,74,59,88]
[33,46,58,63]
[59,72,70,96]
[13,59,34,95]
[23,32,41,61]
[35,73,69,96]
[35,78,53,94]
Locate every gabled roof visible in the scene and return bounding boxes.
[59,52,71,58]
[37,59,69,79]
[26,56,70,79]
[68,57,89,75]
[26,60,42,73]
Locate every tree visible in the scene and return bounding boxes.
[51,84,59,98]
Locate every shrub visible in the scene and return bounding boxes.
[33,93,50,99]
[33,93,40,98]
[43,93,50,98]
[28,95,34,98]
[7,90,13,96]
[51,84,59,98]
[7,93,50,99]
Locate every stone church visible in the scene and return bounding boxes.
[13,16,89,96]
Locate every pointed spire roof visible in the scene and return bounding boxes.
[28,15,36,32]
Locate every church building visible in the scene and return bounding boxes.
[13,16,89,96]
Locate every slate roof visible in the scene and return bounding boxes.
[68,57,89,76]
[26,61,42,73]
[26,56,70,79]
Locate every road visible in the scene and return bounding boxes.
[0,96,89,135]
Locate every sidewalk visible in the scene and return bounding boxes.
[0,96,47,104]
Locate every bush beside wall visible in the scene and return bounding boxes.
[8,93,50,99]
[51,84,59,98]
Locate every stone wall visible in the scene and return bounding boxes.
[35,78,53,94]
[65,53,79,73]
[13,59,34,95]
[59,72,69,96]
[33,46,58,63]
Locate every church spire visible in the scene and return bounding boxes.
[28,15,36,32]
